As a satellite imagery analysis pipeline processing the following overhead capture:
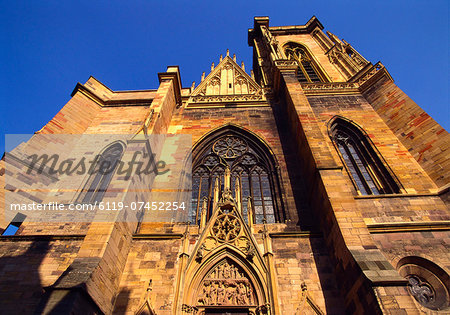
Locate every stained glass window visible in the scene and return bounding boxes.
[191,133,280,225]
[330,117,400,195]
[284,43,325,83]
[77,142,124,204]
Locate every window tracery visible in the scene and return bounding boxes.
[329,117,400,195]
[397,256,450,311]
[284,42,325,83]
[76,142,124,204]
[191,132,280,225]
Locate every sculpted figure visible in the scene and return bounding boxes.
[210,282,218,305]
[217,281,226,304]
[226,284,235,304]
[223,263,231,278]
[236,282,247,305]
[218,264,225,278]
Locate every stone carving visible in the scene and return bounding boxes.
[188,53,264,106]
[260,26,282,59]
[355,62,384,86]
[407,275,435,306]
[274,60,298,68]
[301,82,358,91]
[213,136,247,159]
[182,304,198,313]
[197,260,255,306]
[245,243,255,260]
[256,303,270,314]
[212,212,241,242]
[196,243,206,262]
[190,93,263,103]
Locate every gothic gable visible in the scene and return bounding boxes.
[180,170,271,314]
[187,51,265,107]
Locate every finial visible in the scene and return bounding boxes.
[191,81,195,90]
[220,54,223,62]
[241,61,245,71]
[233,54,236,62]
[226,49,230,56]
[251,70,255,80]
[211,62,215,72]
[201,72,205,81]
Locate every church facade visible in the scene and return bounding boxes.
[0,16,449,314]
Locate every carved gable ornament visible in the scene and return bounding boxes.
[180,170,271,314]
[187,52,265,107]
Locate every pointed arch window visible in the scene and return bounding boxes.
[191,130,282,225]
[329,118,401,195]
[76,142,124,203]
[284,42,326,83]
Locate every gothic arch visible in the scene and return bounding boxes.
[181,241,271,315]
[190,124,286,224]
[327,116,402,195]
[74,140,126,203]
[281,41,330,83]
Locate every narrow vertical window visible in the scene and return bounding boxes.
[284,43,326,83]
[330,118,401,195]
[77,142,124,204]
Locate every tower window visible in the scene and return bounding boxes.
[284,43,326,83]
[76,142,124,204]
[191,130,282,225]
[329,117,401,195]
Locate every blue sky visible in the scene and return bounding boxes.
[1,1,449,154]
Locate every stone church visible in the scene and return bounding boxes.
[1,16,449,314]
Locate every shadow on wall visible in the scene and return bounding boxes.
[0,239,51,314]
[309,235,346,315]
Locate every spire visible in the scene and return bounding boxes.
[191,81,195,90]
[233,54,236,62]
[241,61,245,72]
[226,48,230,56]
[220,54,223,62]
[201,72,205,82]
[211,62,215,72]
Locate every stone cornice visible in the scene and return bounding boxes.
[299,62,393,96]
[71,82,153,107]
[0,234,86,241]
[367,221,450,234]
[248,16,324,45]
[158,65,183,107]
[301,82,360,95]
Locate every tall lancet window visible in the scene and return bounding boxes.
[284,42,326,83]
[329,117,401,195]
[191,128,283,225]
[76,142,124,203]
